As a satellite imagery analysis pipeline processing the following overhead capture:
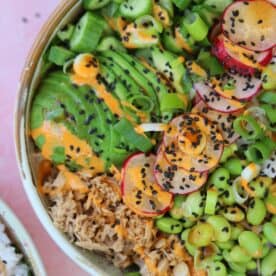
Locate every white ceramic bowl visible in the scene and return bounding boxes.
[0,199,46,276]
[15,0,122,275]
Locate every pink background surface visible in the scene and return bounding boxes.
[0,1,88,275]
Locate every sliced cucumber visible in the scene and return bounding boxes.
[83,0,110,10]
[70,12,106,53]
[119,0,152,19]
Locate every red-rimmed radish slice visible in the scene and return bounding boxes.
[209,20,222,43]
[222,0,276,52]
[154,147,208,194]
[121,153,173,217]
[192,101,240,144]
[194,81,244,113]
[208,71,262,100]
[163,114,224,172]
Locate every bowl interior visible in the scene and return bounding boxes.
[15,0,123,275]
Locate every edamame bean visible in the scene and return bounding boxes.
[182,217,195,228]
[227,261,247,273]
[263,222,276,245]
[182,191,205,220]
[207,215,231,242]
[221,187,236,206]
[249,178,269,198]
[220,143,238,163]
[208,261,227,276]
[246,198,266,225]
[229,245,252,263]
[261,248,276,276]
[261,237,270,258]
[169,195,186,219]
[222,206,245,222]
[209,168,230,190]
[224,158,243,176]
[181,229,197,256]
[214,251,224,261]
[205,188,218,215]
[246,260,257,271]
[216,240,235,250]
[231,225,243,240]
[188,222,214,247]
[238,231,262,258]
[265,190,276,215]
[155,217,183,234]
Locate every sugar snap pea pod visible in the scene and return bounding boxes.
[249,177,271,198]
[207,215,231,242]
[155,217,183,234]
[209,168,230,190]
[205,188,218,215]
[246,198,266,225]
[263,222,276,245]
[207,261,227,276]
[188,222,214,247]
[169,195,186,219]
[223,158,243,176]
[181,229,197,256]
[246,260,257,271]
[238,231,262,258]
[221,187,236,206]
[220,143,238,163]
[222,206,245,222]
[261,248,276,276]
[216,240,235,250]
[233,115,263,141]
[230,225,243,240]
[182,191,205,221]
[229,245,252,263]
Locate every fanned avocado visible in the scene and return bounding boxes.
[30,71,134,168]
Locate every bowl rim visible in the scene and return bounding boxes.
[0,198,46,276]
[14,0,119,275]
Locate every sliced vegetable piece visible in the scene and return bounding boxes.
[154,146,208,194]
[194,81,244,113]
[222,0,276,51]
[83,0,110,10]
[97,36,126,52]
[121,153,173,217]
[119,0,152,19]
[48,46,75,66]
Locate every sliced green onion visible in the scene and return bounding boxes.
[97,36,126,52]
[129,95,154,113]
[245,141,273,164]
[57,24,75,42]
[233,115,263,141]
[135,15,163,33]
[62,59,74,74]
[182,11,209,41]
[261,103,276,124]
[119,0,152,19]
[48,46,75,66]
[83,0,111,10]
[172,0,191,10]
[220,143,238,163]
[114,118,153,152]
[205,188,218,215]
[232,177,249,204]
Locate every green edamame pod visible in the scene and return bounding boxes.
[263,222,276,245]
[222,206,245,222]
[208,261,227,276]
[83,0,110,10]
[223,158,243,176]
[229,245,252,263]
[169,195,186,219]
[216,240,235,250]
[188,222,214,247]
[238,231,262,258]
[48,46,75,66]
[181,229,197,256]
[207,215,231,242]
[155,217,183,234]
[261,248,276,276]
[182,191,205,220]
[246,198,266,225]
[70,12,106,52]
[209,168,230,190]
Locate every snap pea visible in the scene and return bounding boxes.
[155,217,183,234]
[230,225,243,240]
[263,222,276,245]
[246,198,266,225]
[246,260,257,271]
[216,240,235,250]
[169,195,186,219]
[209,167,230,190]
[208,261,227,276]
[229,245,252,263]
[238,231,262,258]
[182,191,205,220]
[261,248,276,276]
[249,176,271,198]
[188,222,214,247]
[220,143,238,163]
[223,158,243,176]
[181,229,197,256]
[221,187,236,206]
[222,206,245,222]
[207,215,231,242]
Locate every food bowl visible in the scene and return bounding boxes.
[15,0,121,275]
[0,199,46,276]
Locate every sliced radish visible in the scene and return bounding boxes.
[222,0,276,52]
[209,21,222,43]
[192,101,240,144]
[154,147,208,194]
[163,114,224,172]
[208,71,262,100]
[194,81,244,113]
[121,153,173,217]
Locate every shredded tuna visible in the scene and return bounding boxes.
[44,172,191,275]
